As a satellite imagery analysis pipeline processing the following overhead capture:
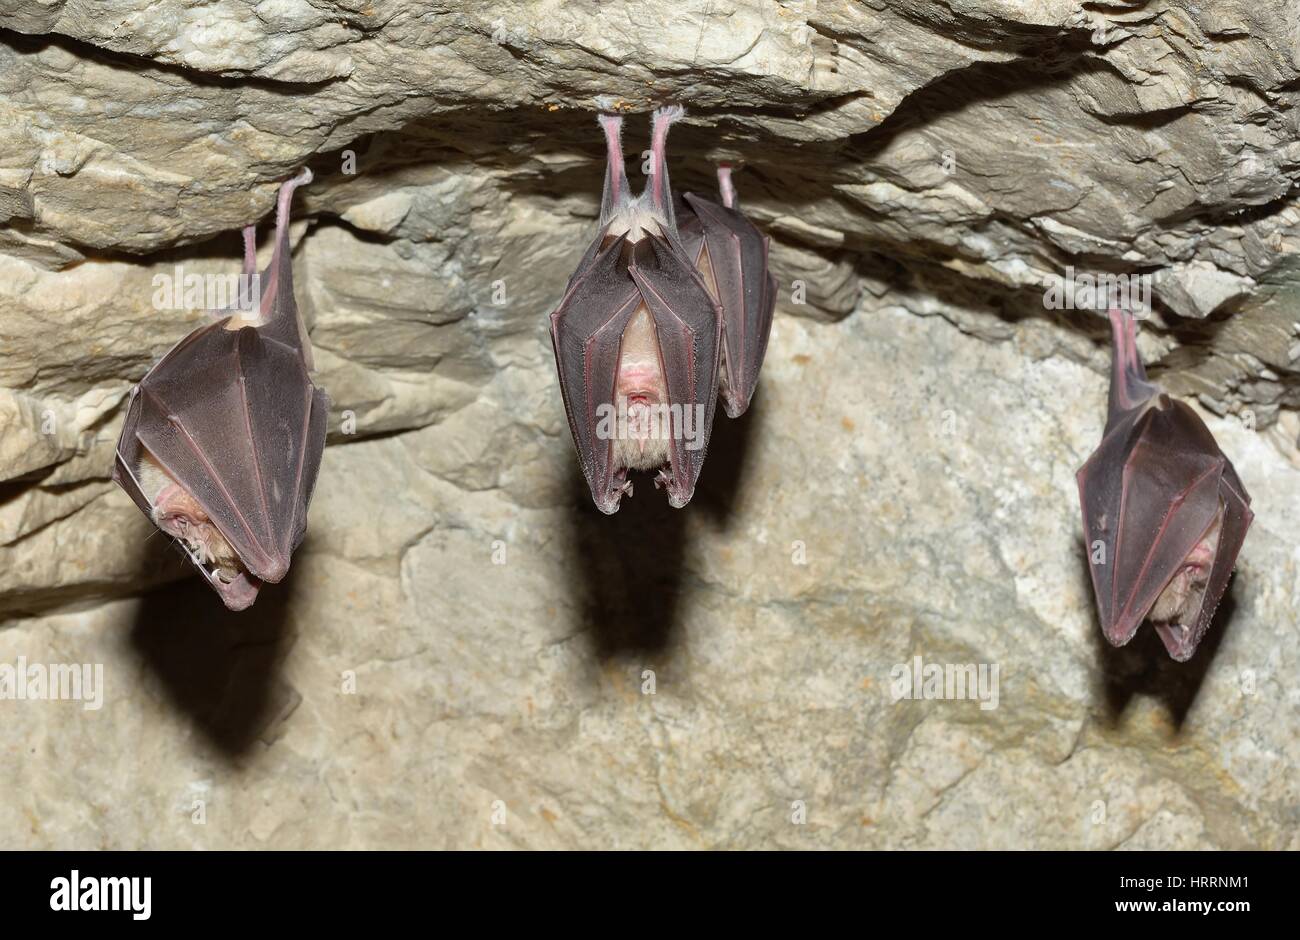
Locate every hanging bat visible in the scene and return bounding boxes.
[550,105,776,513]
[1076,307,1253,661]
[113,168,329,611]
[677,164,777,418]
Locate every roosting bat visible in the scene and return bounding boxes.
[113,169,328,611]
[1076,307,1253,661]
[550,106,776,513]
[677,165,777,418]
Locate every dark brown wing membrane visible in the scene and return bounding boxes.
[1077,400,1249,658]
[550,232,642,513]
[112,170,327,610]
[1076,309,1253,660]
[628,234,722,508]
[550,229,721,513]
[681,192,776,418]
[113,323,326,595]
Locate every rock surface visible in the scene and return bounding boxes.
[1,1,1297,848]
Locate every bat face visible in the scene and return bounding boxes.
[1076,308,1253,661]
[112,169,329,611]
[551,108,779,513]
[551,107,722,513]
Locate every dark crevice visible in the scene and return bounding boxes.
[0,26,350,91]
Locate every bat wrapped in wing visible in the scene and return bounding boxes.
[550,105,776,513]
[677,164,777,418]
[113,169,329,611]
[1076,307,1253,661]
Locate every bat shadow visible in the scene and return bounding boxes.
[561,466,689,663]
[692,395,762,530]
[559,398,758,665]
[128,555,300,761]
[1080,537,1237,732]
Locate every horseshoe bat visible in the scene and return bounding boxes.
[550,105,776,513]
[112,169,329,611]
[1076,307,1253,661]
[678,164,777,418]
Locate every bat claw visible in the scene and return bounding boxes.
[276,167,313,237]
[651,104,686,126]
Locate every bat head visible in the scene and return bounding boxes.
[149,472,243,577]
[611,305,673,473]
[1145,504,1224,661]
[137,450,264,611]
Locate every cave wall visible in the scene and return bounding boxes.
[1,1,1297,848]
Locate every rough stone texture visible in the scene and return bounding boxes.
[1,1,1298,848]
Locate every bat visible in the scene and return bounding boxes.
[112,168,329,611]
[550,105,776,513]
[678,164,777,418]
[1076,307,1253,661]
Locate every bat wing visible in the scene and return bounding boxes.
[113,169,326,610]
[551,109,721,513]
[550,232,643,513]
[114,321,327,610]
[1077,397,1253,660]
[112,327,260,611]
[628,233,722,508]
[681,192,776,418]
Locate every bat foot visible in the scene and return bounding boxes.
[275,167,313,238]
[652,103,686,127]
[716,164,736,209]
[655,468,692,508]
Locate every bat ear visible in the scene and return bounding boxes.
[1107,305,1157,417]
[645,104,685,234]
